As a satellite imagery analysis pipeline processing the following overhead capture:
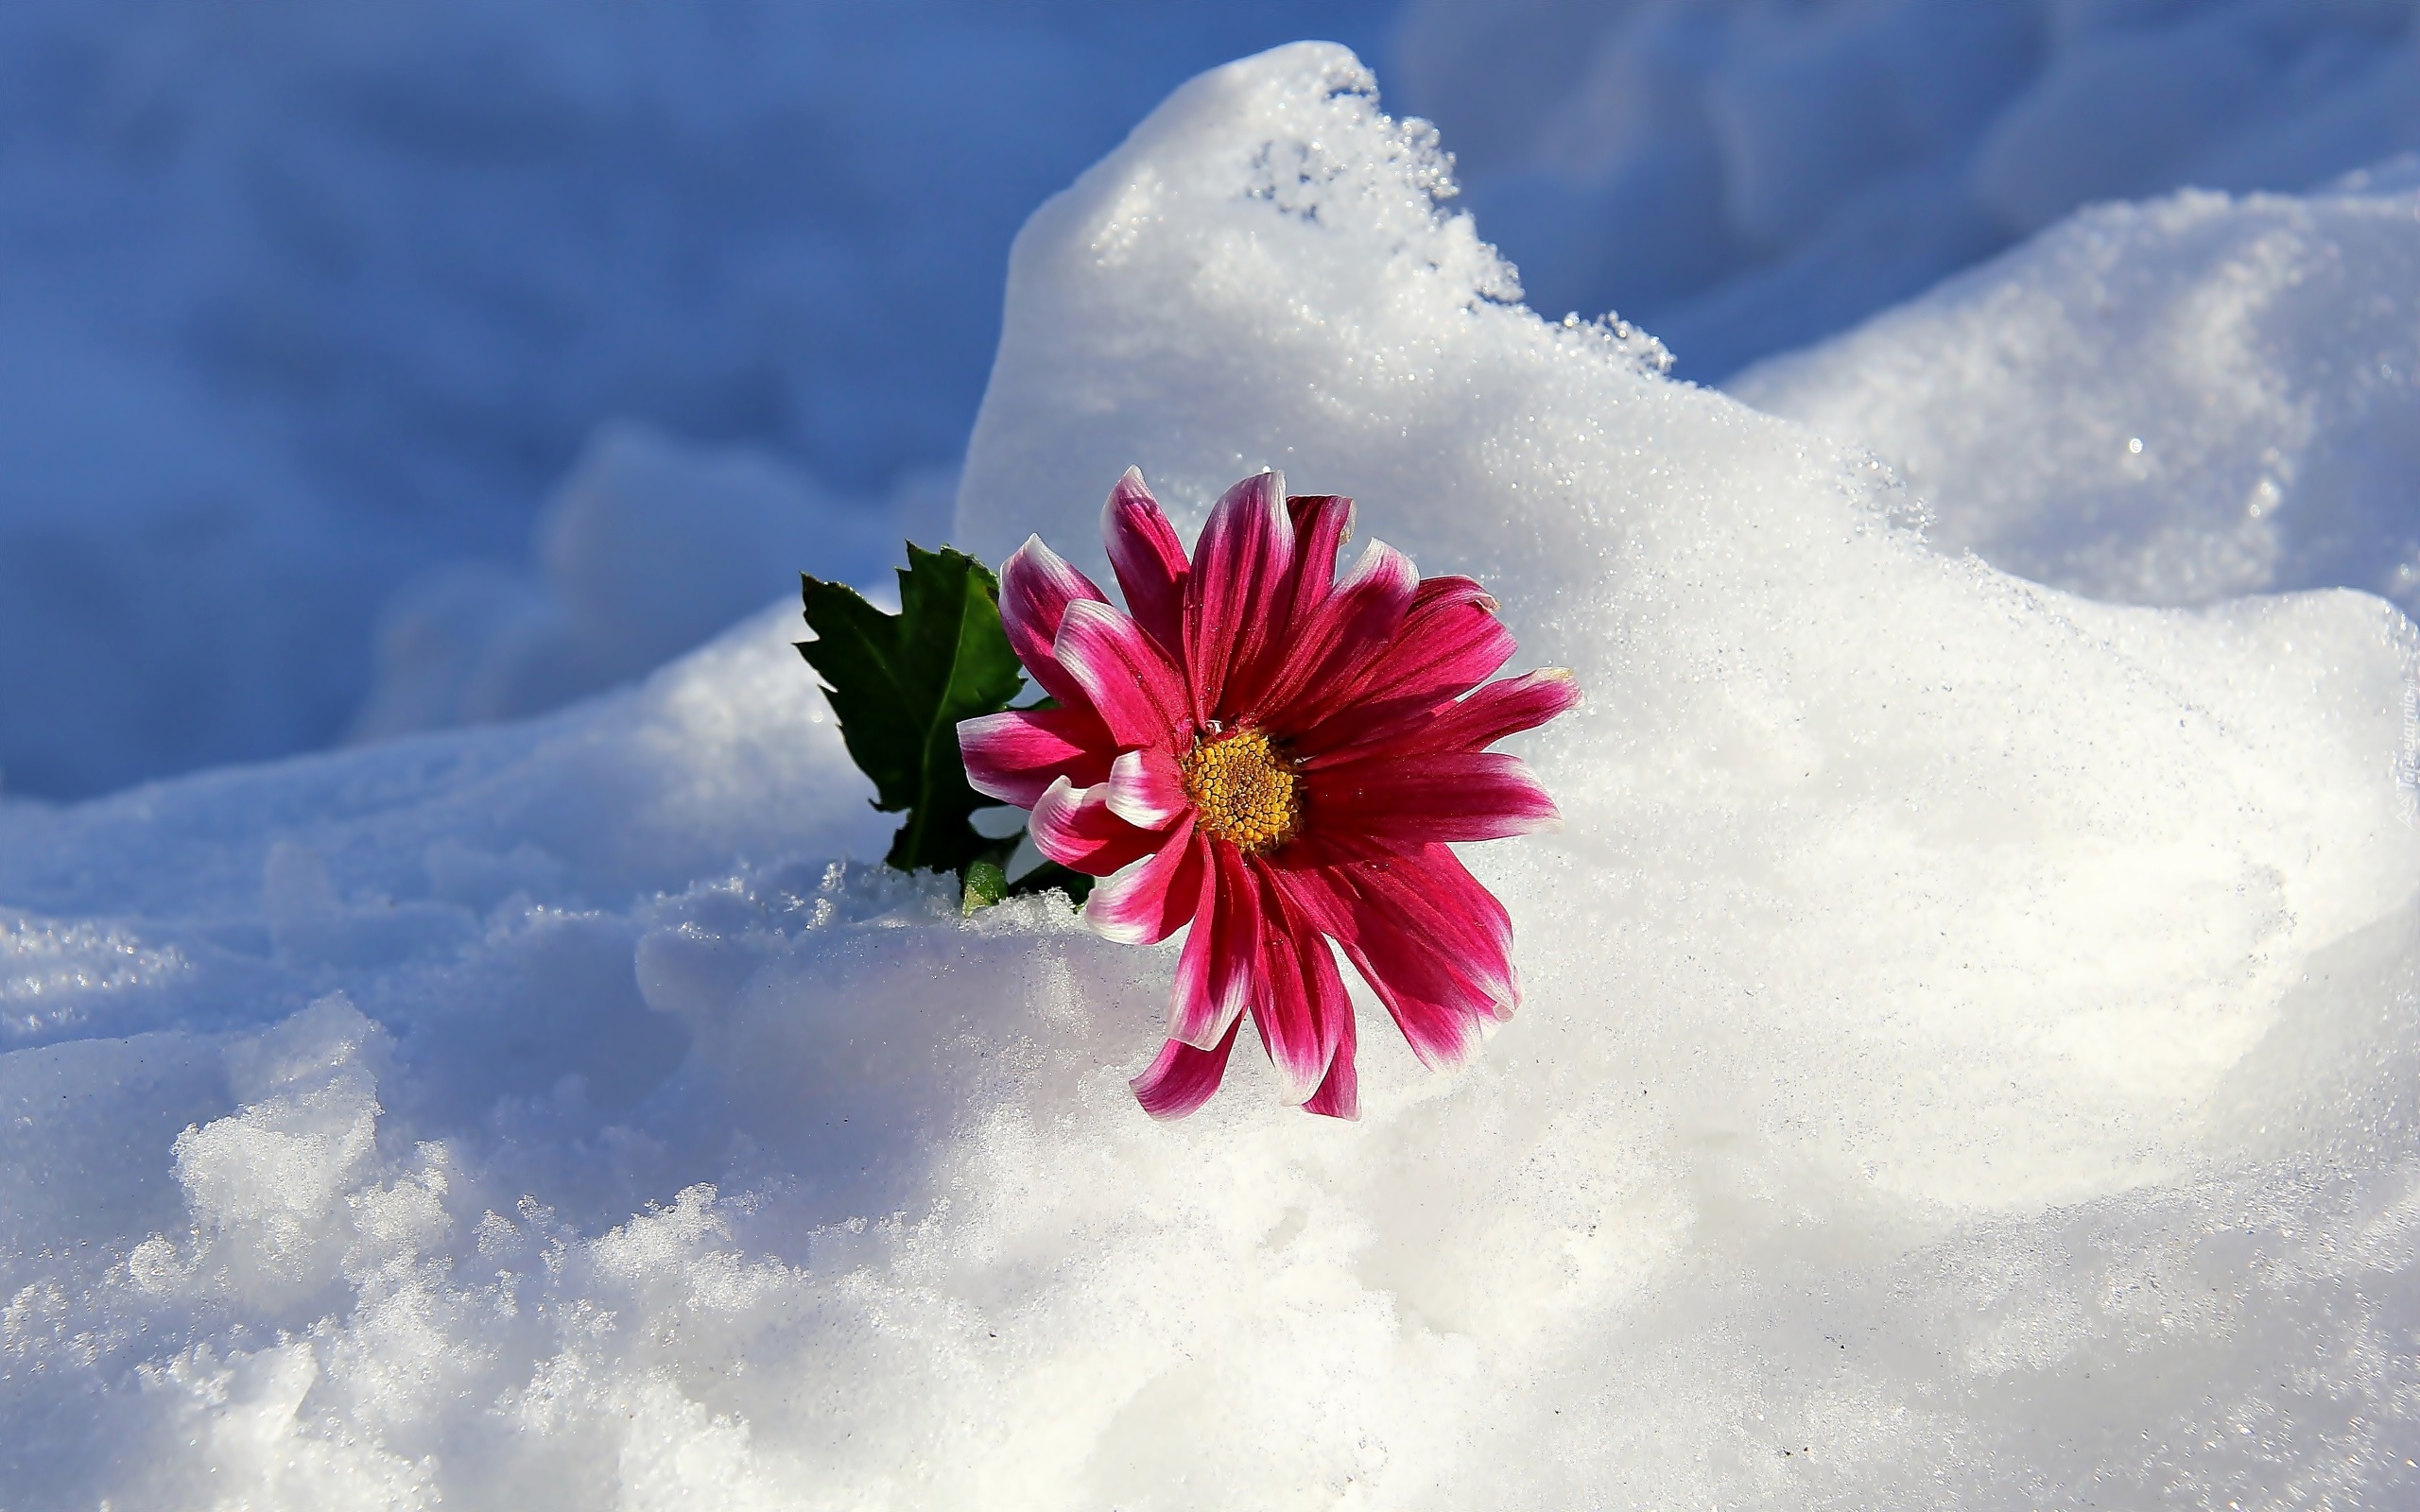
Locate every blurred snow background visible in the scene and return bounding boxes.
[6,4,2420,1506]
[1415,0,2420,374]
[0,0,1397,797]
[6,0,2419,798]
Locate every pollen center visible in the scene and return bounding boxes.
[1181,728,1300,854]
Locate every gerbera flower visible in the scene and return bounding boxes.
[958,468,1576,1120]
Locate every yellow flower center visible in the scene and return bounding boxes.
[1181,727,1300,854]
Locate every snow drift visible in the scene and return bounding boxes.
[1733,158,2420,612]
[5,42,2420,1508]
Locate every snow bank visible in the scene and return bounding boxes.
[1393,0,2420,376]
[7,42,2420,1507]
[1733,159,2420,612]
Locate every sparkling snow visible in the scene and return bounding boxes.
[6,27,2420,1512]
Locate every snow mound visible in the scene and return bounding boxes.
[1733,163,2420,610]
[5,42,2420,1507]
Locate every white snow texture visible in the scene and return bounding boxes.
[7,38,2420,1510]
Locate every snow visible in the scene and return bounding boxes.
[8,34,2420,1504]
[1731,158,2420,611]
[1396,0,2420,378]
[12,1,2419,801]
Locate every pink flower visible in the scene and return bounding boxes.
[959,469,1576,1120]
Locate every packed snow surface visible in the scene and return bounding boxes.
[8,40,2420,1509]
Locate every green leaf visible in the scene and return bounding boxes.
[960,859,1009,914]
[797,544,1027,877]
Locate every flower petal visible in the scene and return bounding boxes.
[1184,472,1297,726]
[1083,815,1203,945]
[1304,750,1561,848]
[1219,492,1357,727]
[1303,667,1580,769]
[1292,575,1517,756]
[1256,539,1418,729]
[1248,861,1347,1106]
[1403,666,1579,755]
[1348,845,1518,1017]
[1284,493,1355,621]
[1131,1017,1242,1122]
[1028,776,1165,876]
[1351,941,1485,1070]
[1102,467,1190,666]
[1271,868,1452,1060]
[999,534,1110,708]
[1273,855,1501,1071]
[1104,746,1187,828]
[958,705,1117,807]
[1300,948,1360,1121]
[1054,598,1191,751]
[1169,841,1263,1049]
